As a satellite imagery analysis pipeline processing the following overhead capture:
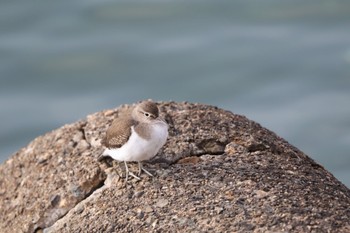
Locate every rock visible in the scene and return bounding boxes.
[0,101,349,233]
[144,205,153,213]
[155,198,169,208]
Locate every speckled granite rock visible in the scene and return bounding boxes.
[0,101,349,233]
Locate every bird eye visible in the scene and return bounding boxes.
[145,113,150,117]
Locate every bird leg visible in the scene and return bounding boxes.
[124,161,141,181]
[138,162,153,177]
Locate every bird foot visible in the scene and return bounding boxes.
[126,171,141,181]
[138,162,153,177]
[140,167,153,177]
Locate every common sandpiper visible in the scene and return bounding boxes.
[99,101,168,181]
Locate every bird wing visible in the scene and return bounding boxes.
[102,116,136,149]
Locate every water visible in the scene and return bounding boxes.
[0,0,349,187]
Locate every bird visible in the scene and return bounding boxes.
[99,101,168,181]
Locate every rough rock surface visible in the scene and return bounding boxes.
[0,101,349,233]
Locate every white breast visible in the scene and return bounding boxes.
[103,121,168,162]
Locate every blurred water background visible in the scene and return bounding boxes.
[0,0,349,187]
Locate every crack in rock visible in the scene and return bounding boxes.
[43,172,108,233]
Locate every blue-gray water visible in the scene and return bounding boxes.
[1,0,349,187]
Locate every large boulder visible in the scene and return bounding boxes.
[0,101,349,232]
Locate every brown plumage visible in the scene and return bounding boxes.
[102,116,135,149]
[139,101,159,118]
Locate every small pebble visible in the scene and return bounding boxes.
[155,199,169,208]
[144,205,153,213]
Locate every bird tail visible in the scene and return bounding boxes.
[97,148,109,162]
